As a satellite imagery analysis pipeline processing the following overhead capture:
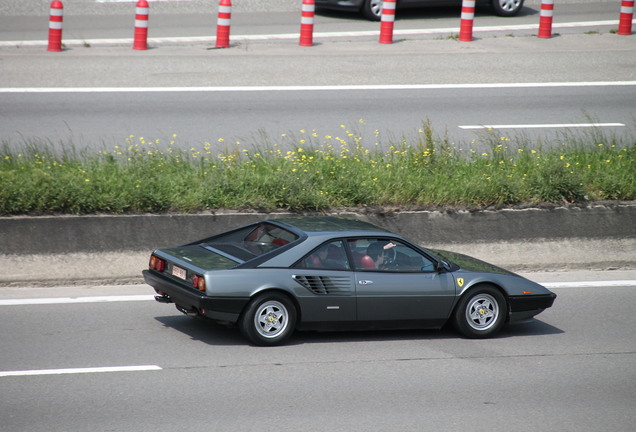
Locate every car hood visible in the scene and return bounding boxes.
[428,249,517,276]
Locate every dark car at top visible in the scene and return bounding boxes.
[143,217,556,346]
[316,0,525,21]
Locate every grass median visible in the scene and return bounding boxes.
[1,122,634,215]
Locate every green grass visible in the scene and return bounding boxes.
[1,123,635,215]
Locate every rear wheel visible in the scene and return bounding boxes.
[453,286,507,338]
[239,293,296,346]
[491,0,524,16]
[361,0,383,21]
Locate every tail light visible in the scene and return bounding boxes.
[192,275,206,292]
[149,255,165,272]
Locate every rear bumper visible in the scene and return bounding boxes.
[508,293,557,323]
[142,270,249,323]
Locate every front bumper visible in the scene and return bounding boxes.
[508,293,557,322]
[142,270,249,323]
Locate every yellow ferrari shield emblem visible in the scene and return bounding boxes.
[457,278,464,287]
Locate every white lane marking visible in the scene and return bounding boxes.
[0,280,634,306]
[1,19,633,48]
[0,365,162,377]
[542,280,636,289]
[0,295,155,306]
[1,81,636,94]
[459,123,626,130]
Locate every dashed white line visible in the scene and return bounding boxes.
[0,295,155,306]
[459,123,626,130]
[541,280,636,289]
[0,365,162,377]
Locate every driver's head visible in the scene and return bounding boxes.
[367,241,387,263]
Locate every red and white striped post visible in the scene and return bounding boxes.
[618,0,634,35]
[459,0,475,42]
[215,0,232,48]
[133,0,149,50]
[538,0,554,39]
[379,0,397,44]
[47,0,64,52]
[299,0,315,46]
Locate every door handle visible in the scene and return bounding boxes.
[358,280,374,285]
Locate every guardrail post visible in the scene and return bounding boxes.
[538,0,554,38]
[618,0,634,35]
[216,0,232,48]
[133,0,149,50]
[299,0,315,46]
[379,0,397,44]
[459,0,475,42]
[47,0,64,52]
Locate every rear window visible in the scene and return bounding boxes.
[205,222,298,260]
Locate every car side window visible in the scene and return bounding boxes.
[348,238,435,272]
[298,240,350,270]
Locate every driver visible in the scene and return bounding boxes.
[366,241,396,269]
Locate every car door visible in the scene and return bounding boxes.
[348,238,456,322]
[291,239,357,323]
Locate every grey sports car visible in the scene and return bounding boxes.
[143,217,556,346]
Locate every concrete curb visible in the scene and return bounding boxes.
[1,204,635,286]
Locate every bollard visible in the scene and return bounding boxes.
[133,0,149,50]
[618,0,634,35]
[47,0,64,52]
[299,0,315,46]
[379,0,396,44]
[216,0,232,48]
[538,0,554,39]
[459,0,475,42]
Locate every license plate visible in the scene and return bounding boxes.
[172,265,187,280]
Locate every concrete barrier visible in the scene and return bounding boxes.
[1,204,634,255]
[1,204,634,286]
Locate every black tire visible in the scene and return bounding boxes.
[239,293,296,346]
[361,0,383,21]
[491,0,524,17]
[453,286,507,338]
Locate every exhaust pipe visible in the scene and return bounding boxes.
[176,304,199,317]
[154,295,173,304]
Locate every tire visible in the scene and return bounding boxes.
[239,293,296,346]
[453,286,507,338]
[361,0,383,21]
[491,0,524,17]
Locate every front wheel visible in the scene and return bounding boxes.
[361,0,383,21]
[491,0,524,17]
[239,293,296,346]
[453,286,507,338]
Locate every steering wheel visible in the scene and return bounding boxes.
[383,246,397,266]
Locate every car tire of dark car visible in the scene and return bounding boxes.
[361,0,383,21]
[491,0,524,17]
[239,293,297,346]
[453,285,507,338]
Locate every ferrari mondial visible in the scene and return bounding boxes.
[143,217,556,345]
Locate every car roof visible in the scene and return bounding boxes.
[273,216,393,236]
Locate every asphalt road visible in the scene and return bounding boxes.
[1,2,635,151]
[1,273,635,431]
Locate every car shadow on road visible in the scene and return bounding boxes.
[155,315,562,346]
[154,315,246,346]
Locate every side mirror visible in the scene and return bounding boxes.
[436,260,450,272]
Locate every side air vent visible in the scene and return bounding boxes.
[292,275,352,295]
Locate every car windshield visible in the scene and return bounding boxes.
[204,222,298,261]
